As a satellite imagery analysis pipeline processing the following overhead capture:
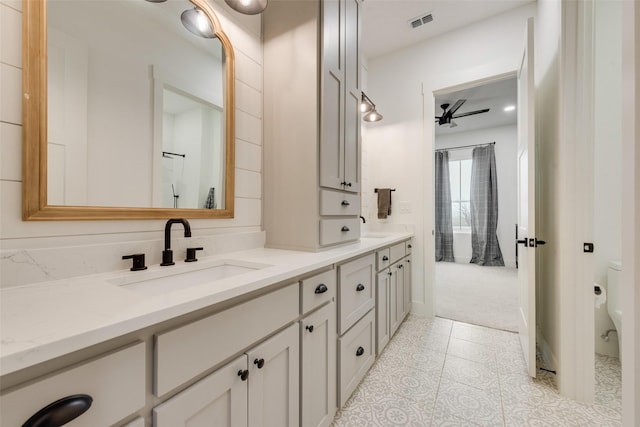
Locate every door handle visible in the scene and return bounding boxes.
[517,238,528,247]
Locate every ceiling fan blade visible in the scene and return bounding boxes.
[447,99,466,115]
[452,108,490,119]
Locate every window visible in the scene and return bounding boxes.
[449,158,472,230]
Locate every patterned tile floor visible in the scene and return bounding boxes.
[331,315,622,426]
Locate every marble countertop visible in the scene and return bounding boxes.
[0,232,412,377]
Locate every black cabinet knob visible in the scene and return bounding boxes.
[382,255,389,261]
[314,284,328,294]
[347,182,352,187]
[398,264,404,269]
[238,369,249,381]
[306,325,314,333]
[341,226,350,232]
[341,200,350,206]
[387,271,393,276]
[356,283,365,291]
[356,346,364,356]
[122,254,147,271]
[185,247,204,262]
[23,394,93,427]
[408,244,412,249]
[254,358,265,369]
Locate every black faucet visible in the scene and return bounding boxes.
[161,219,192,266]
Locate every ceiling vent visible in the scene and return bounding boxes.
[409,13,433,29]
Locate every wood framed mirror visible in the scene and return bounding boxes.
[22,0,235,220]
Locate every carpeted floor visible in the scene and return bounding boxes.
[435,261,519,332]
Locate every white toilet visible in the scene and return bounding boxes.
[607,260,623,358]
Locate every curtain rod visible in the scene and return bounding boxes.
[434,141,495,152]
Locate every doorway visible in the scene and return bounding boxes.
[433,76,519,332]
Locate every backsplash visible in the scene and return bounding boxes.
[0,0,264,288]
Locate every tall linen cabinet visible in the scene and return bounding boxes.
[263,0,362,251]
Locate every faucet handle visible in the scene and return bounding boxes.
[185,247,204,262]
[122,254,148,271]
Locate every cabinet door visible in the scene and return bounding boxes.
[153,355,248,427]
[301,302,337,427]
[343,0,361,193]
[376,270,391,355]
[403,256,412,319]
[390,262,405,336]
[247,323,300,427]
[320,0,345,191]
[388,267,398,338]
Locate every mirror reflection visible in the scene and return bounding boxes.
[46,0,227,210]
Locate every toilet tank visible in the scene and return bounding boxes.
[607,261,622,311]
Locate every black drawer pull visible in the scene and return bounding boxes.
[314,284,328,294]
[387,271,393,276]
[306,325,314,333]
[398,264,404,269]
[356,346,364,356]
[23,394,93,427]
[238,369,249,381]
[356,283,365,291]
[341,226,350,232]
[341,200,350,206]
[382,255,389,261]
[408,244,412,249]
[254,358,265,369]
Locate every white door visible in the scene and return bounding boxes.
[153,355,248,427]
[301,302,337,427]
[517,17,537,378]
[247,323,299,427]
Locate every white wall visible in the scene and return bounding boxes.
[0,0,264,288]
[434,125,518,267]
[362,3,536,316]
[593,0,622,358]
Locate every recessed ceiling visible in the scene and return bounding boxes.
[434,77,517,135]
[362,0,535,60]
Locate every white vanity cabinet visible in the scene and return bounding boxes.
[375,240,413,354]
[0,342,146,427]
[154,323,300,427]
[263,0,363,251]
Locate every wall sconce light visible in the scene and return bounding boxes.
[361,92,383,122]
[225,0,268,15]
[181,7,216,38]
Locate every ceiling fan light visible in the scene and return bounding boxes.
[224,0,268,15]
[504,105,516,112]
[181,8,216,38]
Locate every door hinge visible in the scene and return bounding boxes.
[584,243,594,253]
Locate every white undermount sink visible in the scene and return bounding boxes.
[107,259,271,296]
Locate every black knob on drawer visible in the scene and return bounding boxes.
[341,200,350,206]
[356,283,365,291]
[314,283,328,294]
[382,255,389,261]
[387,272,393,276]
[254,358,265,369]
[356,346,364,356]
[306,325,314,333]
[23,394,93,427]
[398,264,404,269]
[346,182,352,187]
[408,244,412,249]
[238,369,249,381]
[341,226,350,232]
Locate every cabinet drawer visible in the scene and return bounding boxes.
[0,342,145,427]
[338,253,375,334]
[319,190,360,216]
[301,268,336,315]
[155,283,299,396]
[389,242,406,264]
[338,310,375,407]
[376,248,390,271]
[319,218,361,246]
[405,240,413,255]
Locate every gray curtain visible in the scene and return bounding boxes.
[435,151,455,262]
[470,145,504,266]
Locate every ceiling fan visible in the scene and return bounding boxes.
[435,99,490,128]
